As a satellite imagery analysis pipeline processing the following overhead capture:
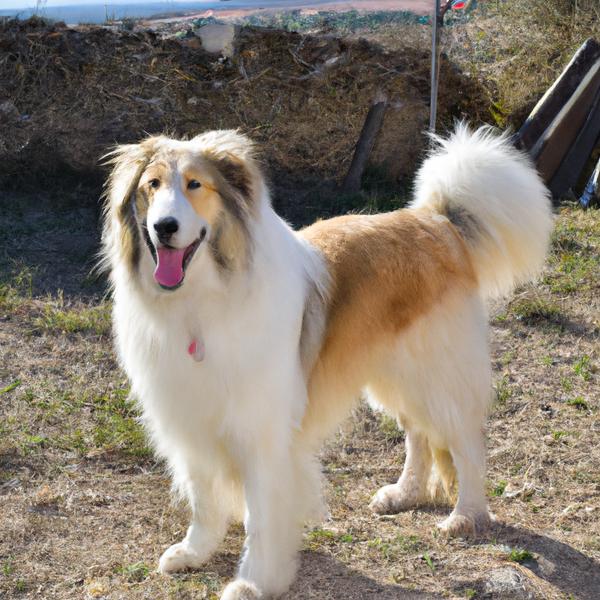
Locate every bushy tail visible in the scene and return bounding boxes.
[410,124,554,298]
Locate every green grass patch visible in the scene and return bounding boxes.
[491,479,507,497]
[4,385,151,460]
[379,414,404,444]
[566,396,589,410]
[546,210,600,294]
[573,355,593,382]
[0,380,21,395]
[494,376,512,406]
[368,534,424,561]
[0,264,36,310]
[508,297,563,325]
[33,302,111,337]
[90,389,151,459]
[2,558,14,577]
[118,562,150,582]
[508,548,534,563]
[422,551,435,574]
[560,377,574,392]
[306,527,337,549]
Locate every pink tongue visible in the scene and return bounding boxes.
[154,247,186,287]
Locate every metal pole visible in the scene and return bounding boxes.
[430,0,441,132]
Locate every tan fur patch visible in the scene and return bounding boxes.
[299,208,477,438]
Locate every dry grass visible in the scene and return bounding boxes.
[0,188,598,599]
[357,0,600,132]
[0,16,489,226]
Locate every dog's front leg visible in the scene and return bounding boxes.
[221,441,302,599]
[159,463,231,574]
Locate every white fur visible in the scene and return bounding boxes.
[411,123,553,297]
[107,125,553,599]
[112,193,322,597]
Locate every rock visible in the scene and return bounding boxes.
[484,567,533,599]
[0,100,19,121]
[504,482,535,499]
[194,23,238,57]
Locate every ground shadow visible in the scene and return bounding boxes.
[285,550,437,599]
[478,522,600,600]
[0,189,106,299]
[177,548,437,599]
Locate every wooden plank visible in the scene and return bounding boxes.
[530,58,600,185]
[549,85,600,199]
[515,38,600,151]
[341,95,387,193]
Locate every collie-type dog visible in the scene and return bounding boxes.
[102,125,553,599]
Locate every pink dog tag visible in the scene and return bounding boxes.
[187,338,205,362]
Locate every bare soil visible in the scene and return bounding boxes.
[0,189,598,600]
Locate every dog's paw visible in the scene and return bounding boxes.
[369,483,423,515]
[158,541,208,574]
[437,510,492,537]
[220,579,262,600]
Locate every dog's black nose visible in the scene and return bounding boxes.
[154,217,179,243]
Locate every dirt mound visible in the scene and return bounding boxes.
[0,17,488,221]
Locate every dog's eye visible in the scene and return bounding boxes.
[149,178,160,189]
[187,180,201,190]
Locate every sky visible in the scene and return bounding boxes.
[4,0,219,7]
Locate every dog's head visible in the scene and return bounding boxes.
[102,131,260,291]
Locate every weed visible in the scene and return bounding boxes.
[379,415,404,444]
[508,548,533,563]
[560,377,574,392]
[2,559,13,576]
[24,435,46,447]
[566,396,589,410]
[119,562,150,583]
[56,429,89,456]
[491,480,507,497]
[0,265,36,310]
[306,528,336,549]
[0,380,21,395]
[509,297,563,325]
[394,535,422,553]
[368,534,423,561]
[494,376,512,405]
[464,589,477,599]
[33,301,111,337]
[422,552,435,574]
[573,355,592,382]
[552,430,568,441]
[90,389,151,458]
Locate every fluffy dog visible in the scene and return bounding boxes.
[101,125,553,599]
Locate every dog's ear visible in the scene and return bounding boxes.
[192,130,258,199]
[101,139,157,273]
[212,153,252,198]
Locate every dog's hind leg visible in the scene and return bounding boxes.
[159,462,234,574]
[369,424,433,514]
[437,429,491,537]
